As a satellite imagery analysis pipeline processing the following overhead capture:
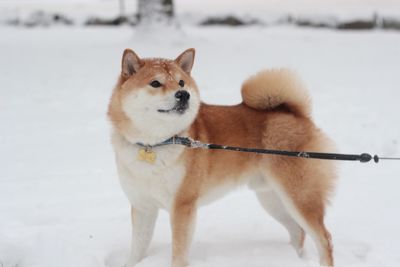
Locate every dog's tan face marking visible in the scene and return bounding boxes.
[120,49,196,97]
[121,60,187,96]
[108,49,200,144]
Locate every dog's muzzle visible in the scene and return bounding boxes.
[158,90,190,114]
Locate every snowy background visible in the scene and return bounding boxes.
[1,1,400,267]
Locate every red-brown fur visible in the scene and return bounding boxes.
[108,49,336,267]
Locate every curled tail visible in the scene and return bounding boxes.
[241,69,312,117]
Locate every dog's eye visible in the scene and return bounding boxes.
[150,80,162,88]
[179,80,185,87]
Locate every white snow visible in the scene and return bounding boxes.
[1,11,400,267]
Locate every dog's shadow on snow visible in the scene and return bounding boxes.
[191,239,294,260]
[105,239,370,267]
[105,239,304,267]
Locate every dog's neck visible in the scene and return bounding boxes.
[117,125,190,148]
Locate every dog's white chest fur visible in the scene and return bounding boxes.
[112,132,185,211]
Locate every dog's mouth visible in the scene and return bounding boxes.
[158,103,189,115]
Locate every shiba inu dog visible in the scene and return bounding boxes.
[108,48,336,267]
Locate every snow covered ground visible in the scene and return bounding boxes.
[1,22,400,267]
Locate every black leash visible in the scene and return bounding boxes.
[137,136,400,164]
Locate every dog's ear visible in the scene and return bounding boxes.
[121,49,142,78]
[175,48,195,74]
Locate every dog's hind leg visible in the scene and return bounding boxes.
[266,159,335,266]
[271,187,333,266]
[255,190,305,256]
[126,206,158,267]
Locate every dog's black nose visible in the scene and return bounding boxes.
[175,90,190,102]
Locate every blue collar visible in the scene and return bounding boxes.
[136,136,188,149]
[136,136,206,150]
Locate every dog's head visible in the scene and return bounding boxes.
[108,49,201,144]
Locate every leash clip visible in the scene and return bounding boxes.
[186,138,208,149]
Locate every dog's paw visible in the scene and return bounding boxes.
[172,259,189,267]
[125,258,140,267]
[104,249,131,267]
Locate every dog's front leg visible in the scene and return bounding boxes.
[126,206,158,267]
[171,197,197,267]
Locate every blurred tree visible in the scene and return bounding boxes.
[119,0,126,18]
[137,0,174,25]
